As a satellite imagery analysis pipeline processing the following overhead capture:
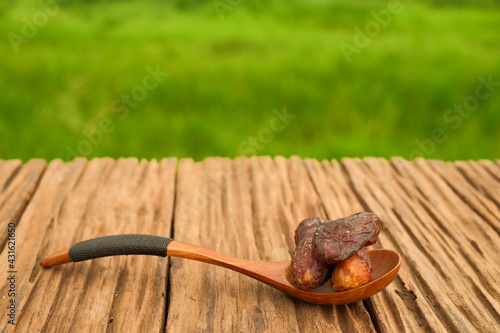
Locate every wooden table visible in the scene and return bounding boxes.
[0,157,499,332]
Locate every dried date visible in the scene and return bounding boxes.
[290,217,330,290]
[313,212,380,264]
[330,249,372,291]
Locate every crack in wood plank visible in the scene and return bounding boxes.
[1,162,21,193]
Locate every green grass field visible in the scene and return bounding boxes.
[1,0,499,162]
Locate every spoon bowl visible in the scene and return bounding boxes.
[41,235,401,305]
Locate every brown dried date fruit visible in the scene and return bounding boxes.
[313,212,380,264]
[290,217,330,290]
[330,249,372,291]
[294,217,325,243]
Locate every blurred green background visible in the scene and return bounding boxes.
[1,0,499,162]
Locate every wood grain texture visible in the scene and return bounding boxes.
[363,157,500,333]
[0,158,176,333]
[1,157,499,332]
[167,157,376,333]
[0,159,46,248]
[0,160,22,191]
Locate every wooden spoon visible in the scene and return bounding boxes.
[40,234,401,305]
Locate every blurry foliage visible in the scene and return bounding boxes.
[0,0,499,161]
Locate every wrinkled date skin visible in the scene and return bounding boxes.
[290,217,331,290]
[330,249,373,291]
[313,212,380,264]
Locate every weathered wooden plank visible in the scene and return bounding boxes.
[453,160,500,208]
[477,160,500,182]
[0,160,22,191]
[168,157,298,333]
[273,156,375,332]
[303,158,365,218]
[0,159,46,249]
[167,157,376,333]
[422,160,500,242]
[1,157,499,332]
[306,157,447,332]
[0,158,176,332]
[1,158,87,332]
[352,157,500,333]
[391,158,499,331]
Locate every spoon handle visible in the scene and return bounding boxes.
[40,234,278,291]
[40,234,255,272]
[40,234,270,286]
[40,235,289,299]
[40,234,173,267]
